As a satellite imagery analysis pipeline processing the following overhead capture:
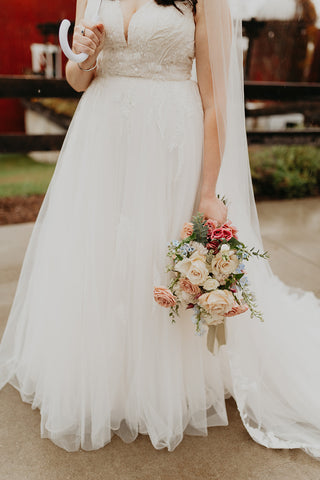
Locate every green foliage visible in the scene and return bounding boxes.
[190,212,208,244]
[0,154,55,197]
[249,145,320,200]
[241,284,264,322]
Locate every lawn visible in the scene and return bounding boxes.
[0,154,55,198]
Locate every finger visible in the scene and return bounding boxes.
[78,35,98,51]
[74,38,96,56]
[75,24,101,47]
[78,26,100,47]
[95,23,105,34]
[73,40,96,56]
[80,20,105,39]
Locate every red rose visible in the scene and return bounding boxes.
[206,239,220,254]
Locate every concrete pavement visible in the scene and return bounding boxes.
[0,197,320,480]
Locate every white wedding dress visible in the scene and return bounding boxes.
[1,0,320,457]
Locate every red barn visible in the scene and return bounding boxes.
[0,0,76,133]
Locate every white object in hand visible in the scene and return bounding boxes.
[59,19,88,63]
[58,0,102,63]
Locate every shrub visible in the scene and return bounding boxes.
[249,145,320,200]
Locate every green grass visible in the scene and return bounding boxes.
[0,154,55,198]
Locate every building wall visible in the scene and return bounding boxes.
[248,20,309,82]
[0,0,76,133]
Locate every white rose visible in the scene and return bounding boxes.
[175,251,208,286]
[211,249,239,281]
[175,257,191,276]
[198,290,235,325]
[189,251,206,262]
[188,251,209,286]
[203,277,220,291]
[181,290,195,304]
[220,244,230,252]
[190,241,208,256]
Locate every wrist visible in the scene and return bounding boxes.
[199,189,217,202]
[78,57,97,71]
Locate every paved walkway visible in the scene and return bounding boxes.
[0,197,320,480]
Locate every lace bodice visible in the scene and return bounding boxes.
[97,0,195,81]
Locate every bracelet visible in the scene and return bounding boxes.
[77,61,97,72]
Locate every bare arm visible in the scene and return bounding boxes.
[194,0,228,225]
[65,0,106,92]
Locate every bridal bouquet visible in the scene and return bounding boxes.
[153,196,269,355]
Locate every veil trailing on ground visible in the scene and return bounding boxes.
[200,0,320,461]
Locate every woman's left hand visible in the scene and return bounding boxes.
[198,195,228,226]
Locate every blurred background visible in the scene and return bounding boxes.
[0,0,320,224]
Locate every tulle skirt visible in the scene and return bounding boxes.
[0,74,231,451]
[1,73,320,457]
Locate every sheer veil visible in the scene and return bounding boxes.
[198,0,264,250]
[200,0,320,460]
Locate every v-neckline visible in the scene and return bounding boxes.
[116,0,152,46]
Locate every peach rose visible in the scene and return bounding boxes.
[198,289,235,325]
[225,303,249,317]
[181,222,193,240]
[153,287,177,308]
[179,277,201,296]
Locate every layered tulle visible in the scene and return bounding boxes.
[0,75,233,451]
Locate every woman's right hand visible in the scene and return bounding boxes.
[72,20,106,70]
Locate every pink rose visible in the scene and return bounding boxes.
[181,222,194,240]
[179,277,201,296]
[221,228,233,241]
[225,303,249,317]
[211,228,224,240]
[205,219,219,239]
[222,220,238,240]
[153,287,177,308]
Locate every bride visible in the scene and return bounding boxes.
[1,0,320,459]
